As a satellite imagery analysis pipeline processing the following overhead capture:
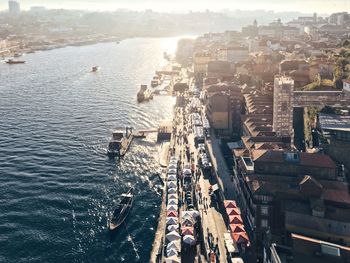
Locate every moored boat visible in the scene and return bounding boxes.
[107,127,133,157]
[137,85,153,102]
[5,59,25,64]
[109,187,134,231]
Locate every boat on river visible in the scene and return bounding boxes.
[91,66,99,72]
[6,59,25,64]
[137,85,153,102]
[109,187,134,231]
[107,127,133,157]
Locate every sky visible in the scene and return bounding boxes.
[0,0,349,14]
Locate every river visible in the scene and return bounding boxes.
[0,37,179,263]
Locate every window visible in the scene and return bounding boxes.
[261,206,269,216]
[261,219,268,228]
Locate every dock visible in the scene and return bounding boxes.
[150,142,171,262]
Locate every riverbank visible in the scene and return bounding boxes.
[0,35,124,58]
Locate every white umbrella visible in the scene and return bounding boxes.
[167,224,178,232]
[183,234,196,245]
[167,188,177,194]
[169,160,177,166]
[167,181,177,188]
[168,169,177,174]
[168,164,177,170]
[168,199,178,205]
[167,240,181,251]
[168,194,178,200]
[167,174,177,181]
[182,211,193,220]
[166,230,181,242]
[182,210,199,219]
[166,217,178,225]
[183,169,191,175]
[165,255,180,263]
[169,157,177,162]
[167,248,178,257]
[167,205,178,211]
[182,217,194,226]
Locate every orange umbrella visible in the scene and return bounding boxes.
[228,215,243,225]
[231,232,249,244]
[167,211,178,218]
[226,207,241,216]
[181,226,194,236]
[224,200,237,209]
[230,224,245,233]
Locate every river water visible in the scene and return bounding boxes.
[0,38,178,263]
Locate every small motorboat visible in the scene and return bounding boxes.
[109,187,134,231]
[91,66,99,72]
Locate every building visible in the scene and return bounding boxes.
[233,148,350,261]
[273,76,294,138]
[193,51,212,82]
[258,19,300,39]
[317,112,350,170]
[8,0,20,15]
[206,61,234,80]
[217,47,249,64]
[205,83,242,135]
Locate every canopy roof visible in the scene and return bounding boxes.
[167,224,178,232]
[181,226,194,236]
[167,188,177,194]
[168,168,177,174]
[166,217,178,225]
[224,200,237,209]
[230,224,245,233]
[167,248,178,257]
[166,230,181,241]
[183,234,196,245]
[168,193,178,200]
[168,199,178,205]
[226,207,241,216]
[228,215,243,225]
[232,232,250,244]
[167,240,181,251]
[167,174,177,181]
[167,210,178,217]
[167,205,178,211]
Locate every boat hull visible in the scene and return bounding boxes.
[109,188,134,232]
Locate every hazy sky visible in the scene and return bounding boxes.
[1,0,349,14]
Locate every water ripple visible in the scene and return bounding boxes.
[0,38,178,263]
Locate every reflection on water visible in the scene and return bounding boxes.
[0,38,178,263]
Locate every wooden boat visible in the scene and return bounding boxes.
[6,59,25,64]
[109,187,134,231]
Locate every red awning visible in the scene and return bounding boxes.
[231,232,250,244]
[167,211,178,218]
[181,226,194,236]
[230,224,245,233]
[228,215,243,225]
[226,207,241,216]
[224,200,237,209]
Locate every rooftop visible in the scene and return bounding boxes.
[318,113,350,132]
[251,150,337,169]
